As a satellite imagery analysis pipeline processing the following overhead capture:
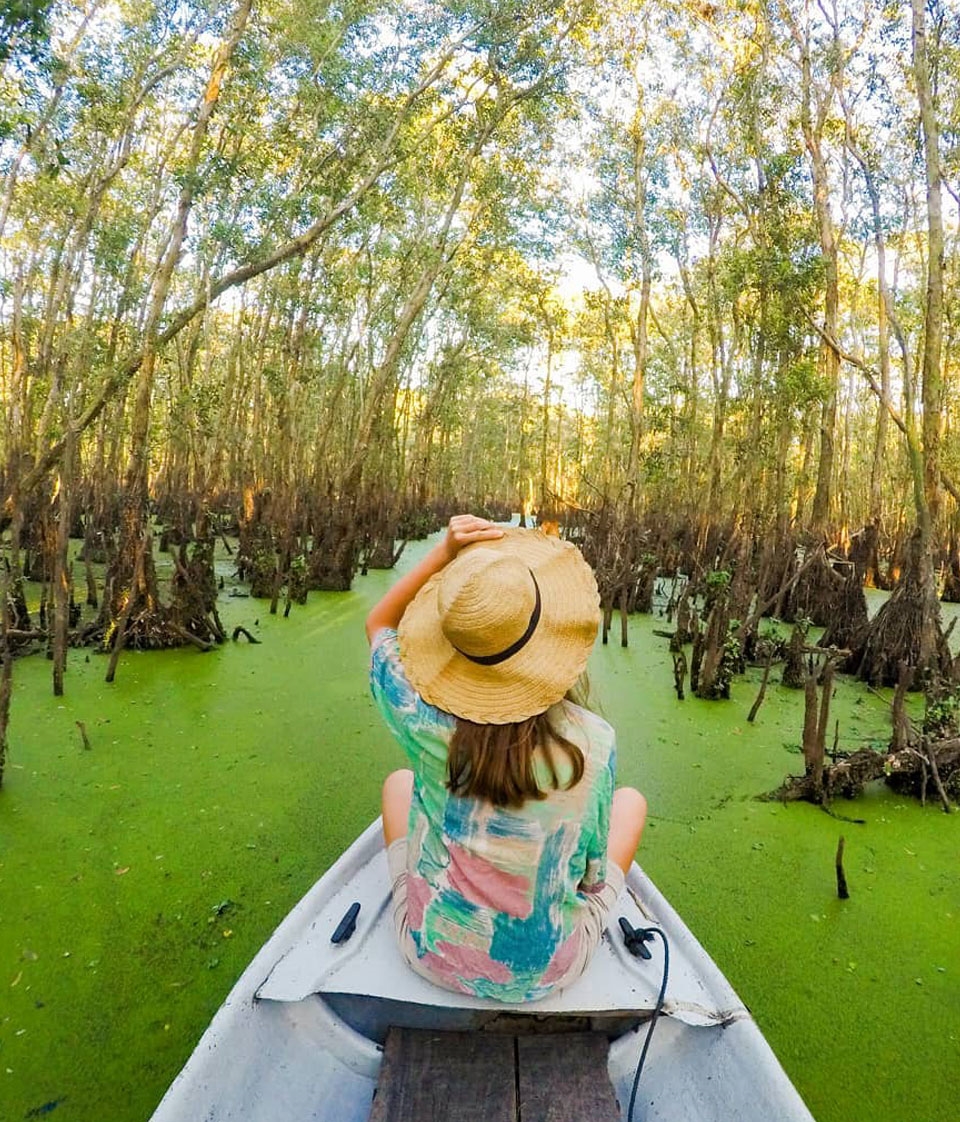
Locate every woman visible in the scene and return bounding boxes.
[367,514,646,1002]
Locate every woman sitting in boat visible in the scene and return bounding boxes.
[366,514,647,1003]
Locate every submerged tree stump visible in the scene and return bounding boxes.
[670,583,695,649]
[835,836,850,899]
[673,650,687,700]
[747,653,773,723]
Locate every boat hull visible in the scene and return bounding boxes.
[149,820,815,1121]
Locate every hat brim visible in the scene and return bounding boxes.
[397,529,600,724]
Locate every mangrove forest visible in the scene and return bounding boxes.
[2,0,959,1120]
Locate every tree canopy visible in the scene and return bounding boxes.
[1,0,959,586]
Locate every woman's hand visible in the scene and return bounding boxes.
[365,515,505,643]
[441,515,505,564]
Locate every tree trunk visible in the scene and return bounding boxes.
[103,0,253,644]
[0,565,12,788]
[52,432,75,695]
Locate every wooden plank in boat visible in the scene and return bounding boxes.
[369,1028,620,1122]
[369,1028,515,1121]
[517,1032,620,1122]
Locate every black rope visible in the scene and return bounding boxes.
[619,922,670,1122]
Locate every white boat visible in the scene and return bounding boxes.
[149,819,815,1121]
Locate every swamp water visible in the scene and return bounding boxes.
[1,537,958,1122]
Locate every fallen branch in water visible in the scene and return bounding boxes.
[170,624,216,652]
[764,737,960,807]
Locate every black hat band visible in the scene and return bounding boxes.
[452,571,542,667]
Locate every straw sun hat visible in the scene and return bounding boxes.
[398,528,600,724]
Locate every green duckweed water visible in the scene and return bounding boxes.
[1,538,958,1122]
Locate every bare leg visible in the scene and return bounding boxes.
[607,787,647,874]
[381,769,414,846]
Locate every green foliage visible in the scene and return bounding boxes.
[0,0,53,62]
[923,680,960,740]
[715,621,744,696]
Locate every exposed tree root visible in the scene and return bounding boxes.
[818,567,869,652]
[780,547,848,626]
[844,529,953,687]
[848,520,890,591]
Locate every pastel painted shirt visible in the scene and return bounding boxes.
[370,628,616,1002]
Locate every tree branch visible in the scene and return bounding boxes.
[805,311,960,507]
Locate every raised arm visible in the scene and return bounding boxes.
[364,515,504,643]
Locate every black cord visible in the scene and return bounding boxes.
[626,926,670,1122]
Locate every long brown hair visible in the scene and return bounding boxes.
[447,692,587,809]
